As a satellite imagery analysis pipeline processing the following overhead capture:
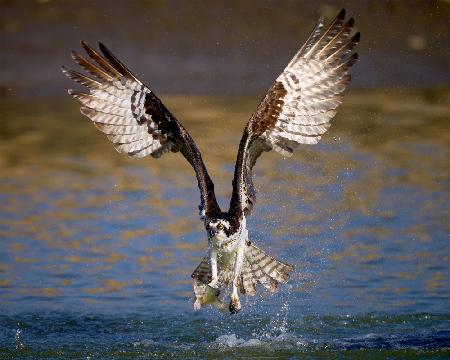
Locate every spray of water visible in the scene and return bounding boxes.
[15,327,24,350]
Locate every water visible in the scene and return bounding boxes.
[0,90,449,358]
[2,1,450,97]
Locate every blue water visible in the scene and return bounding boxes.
[1,312,449,358]
[0,94,449,358]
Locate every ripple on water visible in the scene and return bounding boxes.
[0,91,449,358]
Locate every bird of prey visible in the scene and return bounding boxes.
[63,9,359,314]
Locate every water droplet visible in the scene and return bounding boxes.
[15,328,25,350]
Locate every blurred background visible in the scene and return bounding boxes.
[1,0,450,97]
[0,1,449,358]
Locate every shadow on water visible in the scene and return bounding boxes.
[0,89,449,357]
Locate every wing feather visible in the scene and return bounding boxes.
[230,9,359,216]
[63,42,221,217]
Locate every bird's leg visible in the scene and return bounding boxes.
[229,244,244,314]
[207,247,219,289]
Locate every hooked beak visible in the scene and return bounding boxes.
[208,228,216,237]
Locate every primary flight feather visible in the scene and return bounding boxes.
[63,9,359,314]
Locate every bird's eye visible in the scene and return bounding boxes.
[217,224,224,231]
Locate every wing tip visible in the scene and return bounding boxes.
[80,40,93,53]
[347,17,355,28]
[340,52,359,70]
[98,42,109,56]
[317,15,325,25]
[68,89,89,99]
[70,50,81,62]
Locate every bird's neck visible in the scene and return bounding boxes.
[210,215,248,252]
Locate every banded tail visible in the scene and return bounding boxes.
[191,241,294,310]
[240,241,294,295]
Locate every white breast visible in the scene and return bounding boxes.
[211,216,248,254]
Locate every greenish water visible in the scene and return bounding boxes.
[0,90,449,358]
[1,313,449,359]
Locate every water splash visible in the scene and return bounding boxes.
[213,334,262,348]
[209,286,305,351]
[133,339,157,347]
[14,327,24,350]
[211,332,307,351]
[257,285,293,339]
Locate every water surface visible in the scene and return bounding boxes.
[0,89,449,358]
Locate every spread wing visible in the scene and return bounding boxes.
[62,42,221,217]
[229,9,359,216]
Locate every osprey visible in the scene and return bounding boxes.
[63,9,359,314]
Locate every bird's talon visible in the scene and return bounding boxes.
[229,297,241,314]
[229,302,240,314]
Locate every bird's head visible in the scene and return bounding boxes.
[206,219,231,239]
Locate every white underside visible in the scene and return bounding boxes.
[208,216,248,309]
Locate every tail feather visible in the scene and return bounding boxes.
[241,267,257,295]
[191,242,294,301]
[241,241,294,295]
[191,255,232,287]
[250,259,279,292]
